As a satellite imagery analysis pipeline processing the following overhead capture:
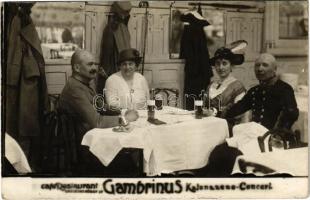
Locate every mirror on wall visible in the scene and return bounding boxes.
[202,9,224,57]
[279,1,308,39]
[169,8,224,59]
[31,2,85,59]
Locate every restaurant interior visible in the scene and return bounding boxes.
[2,1,308,178]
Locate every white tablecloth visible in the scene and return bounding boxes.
[293,94,308,142]
[82,107,229,176]
[232,147,308,176]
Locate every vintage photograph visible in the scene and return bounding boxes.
[2,1,309,199]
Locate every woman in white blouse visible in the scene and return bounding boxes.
[105,48,149,110]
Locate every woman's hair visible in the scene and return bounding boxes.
[210,47,244,66]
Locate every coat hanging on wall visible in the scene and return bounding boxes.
[5,3,50,169]
[97,1,132,94]
[180,8,213,110]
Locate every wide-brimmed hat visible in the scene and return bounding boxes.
[210,47,244,66]
[118,48,142,65]
[111,1,132,18]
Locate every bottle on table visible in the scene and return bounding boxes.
[148,88,156,120]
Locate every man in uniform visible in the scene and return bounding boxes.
[225,53,299,130]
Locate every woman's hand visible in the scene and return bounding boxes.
[124,109,139,122]
[203,108,217,117]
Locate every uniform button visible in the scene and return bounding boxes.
[253,109,256,112]
[252,103,255,106]
[255,88,258,91]
[262,90,266,94]
[263,98,266,101]
[252,91,255,95]
[260,115,264,119]
[261,109,264,112]
[252,97,255,100]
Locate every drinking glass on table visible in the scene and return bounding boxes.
[194,100,203,119]
[155,94,163,110]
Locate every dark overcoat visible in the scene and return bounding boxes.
[97,14,131,94]
[180,13,213,110]
[6,12,49,140]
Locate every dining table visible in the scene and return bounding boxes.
[81,106,229,176]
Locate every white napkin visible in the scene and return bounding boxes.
[5,133,32,174]
[226,122,269,155]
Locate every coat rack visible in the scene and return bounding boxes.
[139,1,149,75]
[188,2,256,9]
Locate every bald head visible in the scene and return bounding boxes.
[71,49,94,70]
[255,53,277,69]
[71,49,98,81]
[254,53,277,82]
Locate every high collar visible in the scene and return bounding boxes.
[259,75,278,86]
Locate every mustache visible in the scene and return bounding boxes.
[89,69,97,74]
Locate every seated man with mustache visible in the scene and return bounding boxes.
[58,49,138,175]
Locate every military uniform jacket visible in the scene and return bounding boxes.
[225,79,299,130]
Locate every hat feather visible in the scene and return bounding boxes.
[227,40,248,53]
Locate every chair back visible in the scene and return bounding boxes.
[40,108,78,176]
[257,129,300,153]
[153,88,179,107]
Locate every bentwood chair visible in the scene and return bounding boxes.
[40,108,79,176]
[257,129,302,153]
[153,88,179,107]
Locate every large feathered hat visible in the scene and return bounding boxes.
[210,40,248,66]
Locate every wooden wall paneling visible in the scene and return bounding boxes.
[85,5,171,62]
[85,5,110,59]
[226,14,242,42]
[130,8,170,62]
[146,9,170,61]
[251,16,263,54]
[144,62,184,107]
[128,8,145,52]
[85,11,98,56]
[85,11,93,54]
[143,68,154,86]
[45,64,72,94]
[226,12,263,61]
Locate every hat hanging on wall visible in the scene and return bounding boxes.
[111,1,132,18]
